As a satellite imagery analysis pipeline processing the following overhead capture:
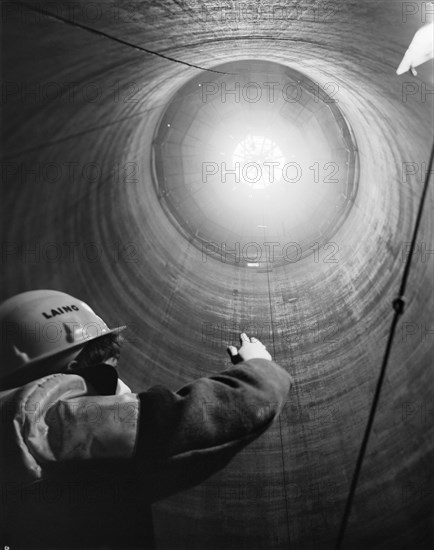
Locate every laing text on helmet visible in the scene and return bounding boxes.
[42,305,79,320]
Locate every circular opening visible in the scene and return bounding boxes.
[152,60,359,267]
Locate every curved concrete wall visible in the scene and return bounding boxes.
[2,1,433,548]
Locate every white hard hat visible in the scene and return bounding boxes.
[0,289,126,381]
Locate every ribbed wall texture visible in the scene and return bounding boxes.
[2,1,433,549]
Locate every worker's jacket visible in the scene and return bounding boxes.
[0,359,292,549]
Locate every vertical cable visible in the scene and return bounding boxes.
[335,139,434,549]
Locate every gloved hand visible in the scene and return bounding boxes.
[397,21,434,75]
[227,333,272,364]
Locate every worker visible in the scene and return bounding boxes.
[0,289,292,549]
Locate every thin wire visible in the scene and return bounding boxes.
[15,1,234,75]
[335,137,434,549]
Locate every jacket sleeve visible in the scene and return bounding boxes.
[1,360,292,498]
[134,359,292,500]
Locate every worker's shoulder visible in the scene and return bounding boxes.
[0,373,94,419]
[21,371,92,397]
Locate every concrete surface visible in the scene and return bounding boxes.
[2,1,433,548]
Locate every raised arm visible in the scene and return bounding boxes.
[2,334,292,500]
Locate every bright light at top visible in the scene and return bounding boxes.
[232,134,285,190]
[154,59,359,264]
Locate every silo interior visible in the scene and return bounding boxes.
[2,1,433,549]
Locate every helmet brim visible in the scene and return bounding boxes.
[0,326,127,387]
